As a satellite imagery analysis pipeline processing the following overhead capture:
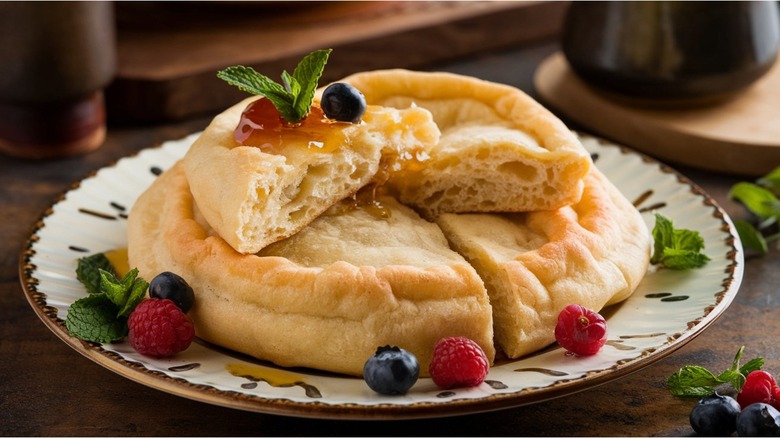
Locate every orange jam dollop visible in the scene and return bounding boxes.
[234,98,348,154]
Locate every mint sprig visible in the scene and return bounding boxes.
[99,268,148,318]
[66,294,129,343]
[729,166,780,254]
[216,48,332,123]
[75,253,117,295]
[757,166,780,194]
[651,213,711,269]
[667,346,764,397]
[66,256,148,343]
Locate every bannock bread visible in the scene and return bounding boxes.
[182,95,440,254]
[337,69,593,218]
[435,168,651,359]
[127,162,495,376]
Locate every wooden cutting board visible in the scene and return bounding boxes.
[107,1,568,122]
[534,52,780,177]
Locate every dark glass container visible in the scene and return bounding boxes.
[562,1,780,103]
[0,2,116,159]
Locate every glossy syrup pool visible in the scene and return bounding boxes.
[234,98,349,154]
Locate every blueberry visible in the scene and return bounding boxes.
[363,345,419,395]
[689,393,741,436]
[737,403,780,437]
[149,272,195,313]
[321,83,366,123]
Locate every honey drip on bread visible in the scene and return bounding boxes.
[104,248,129,277]
[235,98,348,154]
[234,97,431,220]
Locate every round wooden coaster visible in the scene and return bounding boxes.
[534,52,780,176]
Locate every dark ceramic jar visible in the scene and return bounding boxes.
[0,2,116,158]
[562,1,780,103]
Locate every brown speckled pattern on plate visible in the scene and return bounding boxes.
[19,132,743,419]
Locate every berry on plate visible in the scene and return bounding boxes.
[554,304,608,356]
[428,336,489,389]
[363,346,419,395]
[149,271,195,313]
[128,298,195,358]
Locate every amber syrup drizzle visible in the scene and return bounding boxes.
[234,98,347,154]
[234,97,431,220]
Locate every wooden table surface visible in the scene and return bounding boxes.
[2,39,779,437]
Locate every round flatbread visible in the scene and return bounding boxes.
[127,69,649,377]
[127,162,495,376]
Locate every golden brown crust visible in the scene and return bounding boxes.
[128,69,649,375]
[435,168,651,358]
[128,162,495,376]
[337,69,592,218]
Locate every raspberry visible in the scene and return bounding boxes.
[128,298,195,358]
[738,370,780,410]
[428,337,489,389]
[554,304,608,356]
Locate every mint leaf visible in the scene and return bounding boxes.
[651,213,675,263]
[100,268,129,308]
[216,65,287,97]
[741,357,766,376]
[731,345,745,369]
[76,253,117,294]
[734,219,769,253]
[667,346,763,397]
[68,254,149,343]
[729,182,780,219]
[119,273,149,318]
[716,368,746,393]
[291,49,331,120]
[729,168,780,256]
[216,48,332,123]
[99,268,148,317]
[217,65,297,122]
[657,248,711,270]
[757,166,780,194]
[65,294,128,343]
[281,70,300,96]
[651,213,711,269]
[667,365,721,397]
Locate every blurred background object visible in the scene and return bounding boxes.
[562,1,780,105]
[0,1,116,159]
[535,1,780,176]
[106,1,568,122]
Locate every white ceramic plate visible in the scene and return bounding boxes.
[21,132,743,419]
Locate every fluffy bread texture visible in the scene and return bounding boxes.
[127,69,651,376]
[127,162,495,376]
[183,95,440,254]
[435,168,651,359]
[338,69,592,218]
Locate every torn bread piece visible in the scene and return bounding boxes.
[127,162,495,376]
[435,168,651,359]
[183,95,440,254]
[338,69,592,218]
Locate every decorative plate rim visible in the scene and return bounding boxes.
[18,131,744,420]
